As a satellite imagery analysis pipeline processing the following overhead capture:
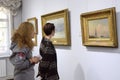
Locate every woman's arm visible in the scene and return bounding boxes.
[10,52,34,70]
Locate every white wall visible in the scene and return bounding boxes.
[22,0,120,80]
[13,8,22,28]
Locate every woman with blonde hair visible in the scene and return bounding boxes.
[10,22,40,80]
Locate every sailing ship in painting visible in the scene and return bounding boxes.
[88,18,110,38]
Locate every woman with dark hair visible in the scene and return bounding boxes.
[37,23,59,80]
[9,22,40,80]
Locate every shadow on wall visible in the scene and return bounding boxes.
[74,63,85,80]
[55,46,71,50]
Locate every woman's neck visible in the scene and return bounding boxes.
[45,35,51,40]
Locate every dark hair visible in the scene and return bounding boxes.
[43,23,55,36]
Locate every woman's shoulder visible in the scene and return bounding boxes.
[17,46,31,54]
[22,46,31,53]
[41,37,51,45]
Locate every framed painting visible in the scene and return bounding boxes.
[27,17,38,34]
[32,34,37,46]
[80,7,118,47]
[41,9,71,46]
[27,17,38,46]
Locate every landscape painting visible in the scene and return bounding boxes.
[88,18,109,38]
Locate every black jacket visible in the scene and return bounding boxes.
[37,37,59,80]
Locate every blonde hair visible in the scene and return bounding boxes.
[11,22,34,50]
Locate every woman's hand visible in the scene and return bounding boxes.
[29,56,40,64]
[33,56,41,63]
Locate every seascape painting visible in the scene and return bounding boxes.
[80,7,117,47]
[47,18,65,38]
[88,18,109,38]
[41,9,70,45]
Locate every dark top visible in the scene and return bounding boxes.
[37,37,59,80]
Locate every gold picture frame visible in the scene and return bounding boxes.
[27,17,38,46]
[27,17,38,34]
[41,9,71,46]
[32,34,37,46]
[80,7,118,47]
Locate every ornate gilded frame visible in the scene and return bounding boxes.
[41,9,71,46]
[27,17,38,46]
[27,17,38,34]
[80,7,118,47]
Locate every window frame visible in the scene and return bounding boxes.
[0,10,12,57]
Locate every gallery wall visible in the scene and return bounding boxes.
[21,0,120,80]
[13,8,22,29]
